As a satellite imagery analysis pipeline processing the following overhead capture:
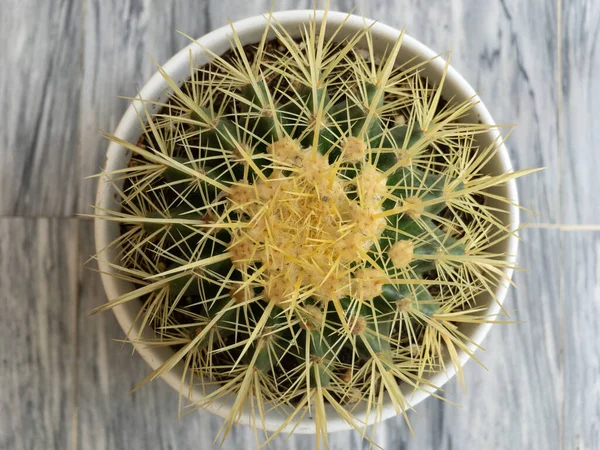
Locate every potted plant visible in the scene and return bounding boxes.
[92,6,530,448]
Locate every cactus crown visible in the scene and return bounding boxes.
[93,8,531,448]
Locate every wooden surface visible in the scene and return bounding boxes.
[0,1,81,216]
[0,219,78,449]
[561,1,600,224]
[0,0,597,449]
[563,232,600,449]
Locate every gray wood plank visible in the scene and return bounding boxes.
[374,227,562,449]
[0,218,77,450]
[202,0,312,26]
[0,0,81,216]
[563,231,600,449]
[561,1,600,224]
[77,219,370,450]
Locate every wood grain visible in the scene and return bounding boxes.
[0,0,81,217]
[0,218,77,450]
[563,231,600,450]
[561,1,600,224]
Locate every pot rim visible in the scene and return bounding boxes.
[94,9,519,434]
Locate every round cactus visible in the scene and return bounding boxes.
[93,9,531,447]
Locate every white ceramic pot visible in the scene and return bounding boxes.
[95,9,519,434]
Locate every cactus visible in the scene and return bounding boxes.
[92,8,532,448]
